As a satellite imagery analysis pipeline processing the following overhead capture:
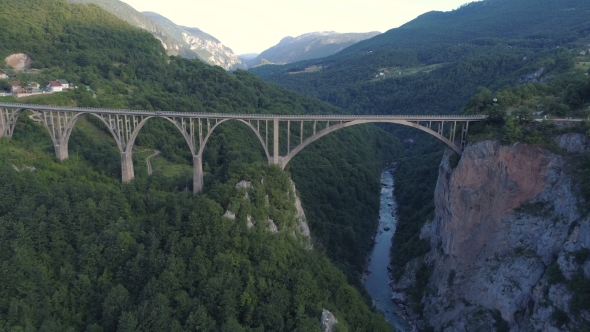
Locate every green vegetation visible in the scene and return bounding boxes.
[0,0,400,330]
[0,136,392,331]
[491,309,510,332]
[551,307,570,328]
[1,0,404,289]
[249,0,590,321]
[546,262,566,285]
[447,269,456,286]
[571,248,590,265]
[568,271,590,316]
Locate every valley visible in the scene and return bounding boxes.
[1,0,590,331]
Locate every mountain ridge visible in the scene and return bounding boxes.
[143,11,245,70]
[67,0,245,70]
[243,31,380,67]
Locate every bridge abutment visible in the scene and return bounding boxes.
[121,151,134,182]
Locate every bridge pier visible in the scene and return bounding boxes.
[121,151,134,182]
[54,143,69,160]
[273,118,279,165]
[193,154,203,194]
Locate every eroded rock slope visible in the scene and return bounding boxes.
[393,136,590,331]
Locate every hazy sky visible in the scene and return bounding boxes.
[120,0,471,55]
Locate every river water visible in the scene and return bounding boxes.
[364,168,409,331]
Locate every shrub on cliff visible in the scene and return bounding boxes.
[501,117,523,145]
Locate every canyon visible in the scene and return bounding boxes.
[392,134,590,331]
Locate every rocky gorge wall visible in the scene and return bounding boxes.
[392,135,590,331]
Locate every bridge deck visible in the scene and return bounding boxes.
[0,102,486,121]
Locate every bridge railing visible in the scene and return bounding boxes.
[0,102,487,120]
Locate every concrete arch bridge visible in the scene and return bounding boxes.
[0,103,485,193]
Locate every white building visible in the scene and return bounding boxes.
[47,81,63,92]
[57,79,69,89]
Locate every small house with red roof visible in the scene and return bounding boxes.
[47,81,63,92]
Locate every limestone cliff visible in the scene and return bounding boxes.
[393,136,590,331]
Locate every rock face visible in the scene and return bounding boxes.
[181,28,245,71]
[143,11,245,70]
[394,137,590,331]
[231,179,311,243]
[291,180,311,239]
[555,133,590,153]
[5,53,31,71]
[321,309,339,332]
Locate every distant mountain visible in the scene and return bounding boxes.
[243,31,380,67]
[67,0,245,70]
[238,53,259,61]
[143,12,245,71]
[340,0,590,54]
[251,0,590,103]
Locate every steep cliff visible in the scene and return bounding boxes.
[393,136,590,331]
[144,12,246,71]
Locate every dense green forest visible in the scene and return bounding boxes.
[249,0,590,319]
[0,129,392,331]
[0,0,402,330]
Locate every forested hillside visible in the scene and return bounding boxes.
[66,0,199,59]
[0,0,400,330]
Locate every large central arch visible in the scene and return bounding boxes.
[277,119,462,169]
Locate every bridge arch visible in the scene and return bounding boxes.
[279,119,461,169]
[194,118,271,160]
[0,108,25,138]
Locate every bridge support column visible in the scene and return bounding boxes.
[193,154,203,194]
[0,108,6,138]
[54,143,69,160]
[272,118,279,165]
[121,151,134,183]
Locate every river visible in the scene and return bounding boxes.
[364,167,409,331]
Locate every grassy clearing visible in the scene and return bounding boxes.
[150,154,192,178]
[372,63,443,81]
[575,62,590,70]
[287,65,323,75]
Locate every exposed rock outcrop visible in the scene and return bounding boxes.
[321,309,339,332]
[223,210,236,220]
[231,178,311,243]
[5,53,31,71]
[181,31,245,70]
[393,136,590,331]
[555,133,590,153]
[291,180,311,239]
